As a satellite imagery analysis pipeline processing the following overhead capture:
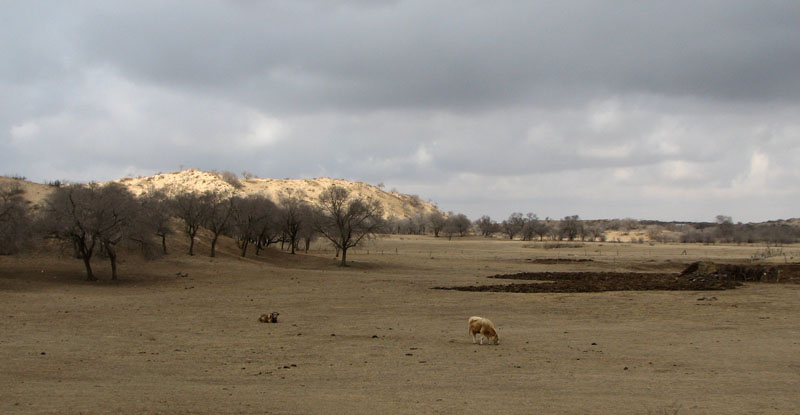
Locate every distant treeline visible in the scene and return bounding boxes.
[385,212,800,245]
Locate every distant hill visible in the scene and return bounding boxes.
[2,169,441,220]
[113,169,441,220]
[0,176,54,211]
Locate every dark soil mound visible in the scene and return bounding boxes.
[680,261,800,283]
[436,271,740,293]
[435,262,800,294]
[526,258,594,264]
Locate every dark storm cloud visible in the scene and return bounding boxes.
[3,1,800,221]
[73,1,800,112]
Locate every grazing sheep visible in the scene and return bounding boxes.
[469,316,499,345]
[258,312,279,323]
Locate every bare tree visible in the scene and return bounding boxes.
[172,192,211,256]
[298,211,319,252]
[455,213,472,237]
[531,220,550,241]
[279,196,312,254]
[475,215,496,237]
[559,215,582,241]
[0,182,31,254]
[414,212,427,235]
[230,195,277,257]
[501,212,525,240]
[203,191,235,257]
[40,182,141,280]
[715,215,734,242]
[520,213,539,241]
[96,184,143,279]
[587,223,607,242]
[578,221,590,241]
[138,189,173,254]
[313,185,385,266]
[446,212,472,238]
[256,213,282,255]
[397,217,416,235]
[428,211,446,237]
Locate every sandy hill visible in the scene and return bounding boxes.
[0,176,55,211]
[2,170,441,220]
[114,169,439,220]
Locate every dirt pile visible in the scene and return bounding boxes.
[525,258,594,264]
[437,261,800,293]
[680,261,799,283]
[436,271,740,293]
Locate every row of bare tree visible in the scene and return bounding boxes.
[391,211,599,241]
[387,211,800,245]
[0,182,384,280]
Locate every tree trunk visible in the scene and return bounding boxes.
[107,246,117,280]
[81,254,95,281]
[210,234,218,257]
[161,234,167,254]
[340,247,348,266]
[240,239,249,257]
[188,235,195,256]
[75,236,96,281]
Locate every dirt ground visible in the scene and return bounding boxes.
[1,235,799,414]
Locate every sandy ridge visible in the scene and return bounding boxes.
[115,169,441,220]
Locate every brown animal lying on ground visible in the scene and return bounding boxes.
[258,312,279,323]
[469,316,499,345]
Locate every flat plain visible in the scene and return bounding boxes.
[2,235,799,414]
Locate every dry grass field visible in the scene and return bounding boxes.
[1,234,799,414]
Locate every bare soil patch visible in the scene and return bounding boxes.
[436,271,740,292]
[525,258,594,264]
[435,262,800,293]
[679,261,800,283]
[2,236,800,414]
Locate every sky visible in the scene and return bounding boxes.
[2,1,800,223]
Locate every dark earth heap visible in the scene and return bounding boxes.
[435,262,800,293]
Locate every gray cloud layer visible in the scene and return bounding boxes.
[3,1,800,221]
